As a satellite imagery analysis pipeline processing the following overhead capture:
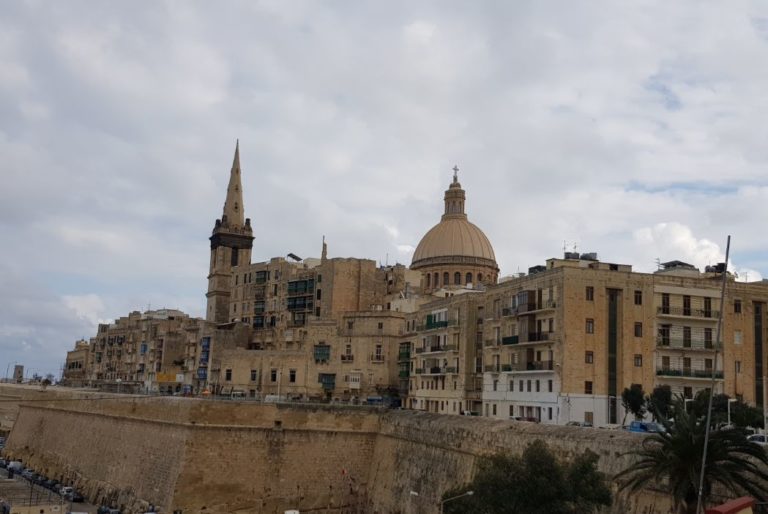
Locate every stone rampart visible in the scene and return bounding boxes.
[1,386,674,514]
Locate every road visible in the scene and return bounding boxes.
[0,468,99,513]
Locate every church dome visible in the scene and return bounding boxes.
[412,218,496,266]
[411,169,499,280]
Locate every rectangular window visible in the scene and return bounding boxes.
[527,380,531,392]
[684,386,693,399]
[662,355,670,370]
[548,407,553,420]
[225,369,232,381]
[519,380,524,391]
[493,380,498,391]
[736,361,741,373]
[683,326,692,347]
[585,351,594,364]
[662,293,670,314]
[535,380,540,392]
[270,369,277,382]
[735,330,743,345]
[634,354,642,367]
[585,286,594,301]
[634,322,643,337]
[585,381,593,395]
[250,370,257,382]
[492,404,497,416]
[634,290,642,305]
[683,295,691,316]
[289,369,296,383]
[585,318,594,334]
[510,380,514,392]
[548,379,553,392]
[734,299,742,313]
[704,328,713,348]
[585,412,594,424]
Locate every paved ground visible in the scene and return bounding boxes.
[0,468,99,513]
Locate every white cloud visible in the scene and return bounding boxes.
[0,1,767,374]
[63,294,106,326]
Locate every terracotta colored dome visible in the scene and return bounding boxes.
[412,218,496,266]
[411,170,498,275]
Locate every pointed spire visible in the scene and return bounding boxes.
[222,140,245,228]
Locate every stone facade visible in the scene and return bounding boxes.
[62,339,90,387]
[406,254,768,426]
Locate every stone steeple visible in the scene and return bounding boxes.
[206,141,254,324]
[221,140,245,228]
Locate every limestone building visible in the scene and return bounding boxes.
[406,254,768,427]
[62,339,90,387]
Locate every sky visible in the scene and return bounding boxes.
[1,1,768,378]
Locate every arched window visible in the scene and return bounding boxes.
[426,273,431,288]
[433,272,439,287]
[466,272,473,284]
[478,273,483,283]
[443,272,449,286]
[454,272,461,285]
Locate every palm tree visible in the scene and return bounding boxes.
[615,397,768,514]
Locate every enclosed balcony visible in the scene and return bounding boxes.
[656,367,723,380]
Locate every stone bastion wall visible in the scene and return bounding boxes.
[1,385,672,514]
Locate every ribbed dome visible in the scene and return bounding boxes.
[412,218,496,265]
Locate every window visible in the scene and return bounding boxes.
[634,322,643,337]
[735,330,743,345]
[225,369,232,381]
[443,272,449,285]
[289,369,296,383]
[492,404,497,416]
[493,380,498,391]
[433,272,439,287]
[548,407,553,420]
[634,354,643,367]
[734,299,742,313]
[683,326,692,347]
[634,290,642,305]
[585,411,594,424]
[519,380,523,391]
[426,274,431,288]
[585,381,593,394]
[270,369,277,382]
[527,380,532,392]
[466,272,473,284]
[585,318,594,334]
[684,386,693,399]
[585,286,594,301]
[478,273,483,282]
[662,293,670,314]
[548,379,553,392]
[510,380,514,392]
[683,296,691,316]
[454,272,461,285]
[535,380,540,392]
[250,370,257,382]
[316,289,322,300]
[736,361,741,373]
[704,328,713,348]
[585,351,594,364]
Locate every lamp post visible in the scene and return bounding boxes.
[439,490,474,514]
[116,378,122,395]
[727,398,737,427]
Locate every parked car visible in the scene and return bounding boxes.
[59,486,74,497]
[7,461,23,472]
[628,421,666,433]
[43,479,59,491]
[747,434,768,447]
[71,491,85,503]
[21,468,35,480]
[0,459,7,468]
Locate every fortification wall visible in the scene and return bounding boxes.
[1,385,674,514]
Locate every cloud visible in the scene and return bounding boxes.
[0,1,767,375]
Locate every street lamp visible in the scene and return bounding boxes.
[727,398,737,427]
[439,490,474,514]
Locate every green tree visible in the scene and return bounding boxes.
[615,397,768,514]
[442,440,611,514]
[647,385,672,421]
[621,384,647,424]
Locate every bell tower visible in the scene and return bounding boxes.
[206,141,254,323]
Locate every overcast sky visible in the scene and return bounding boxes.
[2,1,768,377]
